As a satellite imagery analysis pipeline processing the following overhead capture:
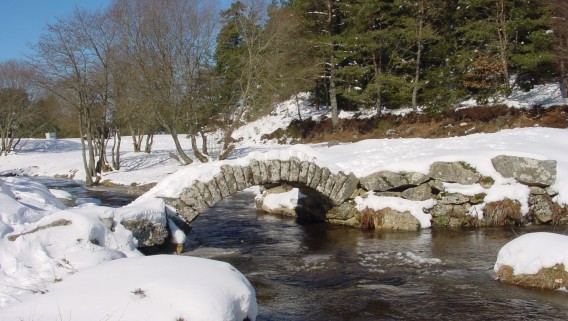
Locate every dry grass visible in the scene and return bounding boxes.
[483,199,525,226]
[273,105,568,144]
[495,264,568,290]
[359,208,384,229]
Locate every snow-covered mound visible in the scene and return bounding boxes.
[0,255,258,321]
[494,232,568,276]
[0,177,258,320]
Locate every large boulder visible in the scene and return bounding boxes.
[360,171,430,192]
[429,161,481,185]
[491,155,556,187]
[359,208,420,231]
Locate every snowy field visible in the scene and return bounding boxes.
[1,84,568,319]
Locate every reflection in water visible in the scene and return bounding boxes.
[185,192,568,321]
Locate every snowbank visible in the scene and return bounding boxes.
[0,255,258,321]
[0,177,258,320]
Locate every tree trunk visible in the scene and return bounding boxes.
[412,0,425,112]
[145,133,154,154]
[372,52,383,116]
[112,129,121,170]
[329,71,339,129]
[168,125,193,165]
[326,0,339,129]
[496,0,511,93]
[219,103,247,160]
[191,134,208,163]
[129,123,143,153]
[200,129,209,156]
[79,112,93,186]
[560,37,568,98]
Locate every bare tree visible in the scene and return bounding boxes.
[31,8,116,185]
[0,61,37,155]
[112,0,218,165]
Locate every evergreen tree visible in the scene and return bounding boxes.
[290,0,345,128]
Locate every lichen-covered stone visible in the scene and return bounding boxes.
[334,173,360,204]
[213,173,230,198]
[121,219,169,247]
[249,160,262,185]
[316,168,331,195]
[241,165,254,187]
[280,160,291,182]
[439,193,470,205]
[298,161,311,184]
[221,165,238,194]
[491,155,556,187]
[360,171,430,191]
[309,165,323,189]
[267,159,281,184]
[401,183,433,201]
[429,161,481,185]
[205,180,222,204]
[529,194,560,224]
[428,179,444,193]
[231,165,247,191]
[323,173,337,197]
[289,157,301,182]
[194,181,214,206]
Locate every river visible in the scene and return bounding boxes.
[41,178,568,321]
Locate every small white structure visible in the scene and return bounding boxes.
[45,132,56,139]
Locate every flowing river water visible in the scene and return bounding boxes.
[40,179,568,321]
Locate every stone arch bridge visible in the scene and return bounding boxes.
[171,157,359,223]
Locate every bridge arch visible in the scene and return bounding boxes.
[174,157,359,223]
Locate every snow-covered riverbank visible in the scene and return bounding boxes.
[1,87,568,318]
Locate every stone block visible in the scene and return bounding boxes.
[214,172,230,198]
[280,160,291,182]
[267,159,281,183]
[334,173,359,204]
[299,161,311,184]
[316,168,331,195]
[309,165,323,189]
[232,165,247,191]
[194,181,214,206]
[241,165,255,187]
[289,157,301,181]
[221,165,238,194]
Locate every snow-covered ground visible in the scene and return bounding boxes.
[0,83,567,317]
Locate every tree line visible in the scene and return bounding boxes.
[0,0,567,185]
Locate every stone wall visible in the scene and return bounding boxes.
[172,155,566,231]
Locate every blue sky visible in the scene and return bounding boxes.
[0,0,233,62]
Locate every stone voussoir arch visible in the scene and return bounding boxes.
[175,157,360,223]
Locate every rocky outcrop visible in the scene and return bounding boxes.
[492,155,556,187]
